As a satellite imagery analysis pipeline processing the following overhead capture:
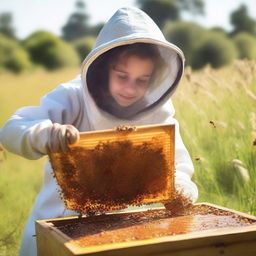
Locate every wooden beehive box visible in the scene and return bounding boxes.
[38,124,256,255]
[36,203,256,256]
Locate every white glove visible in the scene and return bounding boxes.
[46,123,80,153]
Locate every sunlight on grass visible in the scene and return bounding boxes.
[173,60,256,215]
[0,67,79,256]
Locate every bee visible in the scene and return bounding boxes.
[115,125,137,131]
[209,120,216,128]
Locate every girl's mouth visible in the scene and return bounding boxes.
[116,94,137,106]
[119,94,136,100]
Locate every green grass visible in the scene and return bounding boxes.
[172,60,256,215]
[0,67,80,256]
[0,61,256,255]
[0,153,45,256]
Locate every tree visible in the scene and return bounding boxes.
[24,31,80,70]
[136,0,204,28]
[233,32,256,60]
[136,0,179,28]
[89,22,104,37]
[192,32,237,69]
[179,0,204,15]
[62,0,90,41]
[164,21,206,66]
[230,4,256,35]
[0,34,31,73]
[73,36,96,62]
[0,12,16,39]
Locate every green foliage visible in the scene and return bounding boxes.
[0,34,31,73]
[0,34,17,67]
[164,21,206,66]
[62,0,90,41]
[192,32,238,69]
[137,0,204,28]
[5,47,32,73]
[210,26,227,36]
[233,32,256,60]
[230,4,256,35]
[0,12,16,39]
[73,36,96,63]
[137,0,180,28]
[178,0,204,15]
[24,31,80,70]
[89,23,104,37]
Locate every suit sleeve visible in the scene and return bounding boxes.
[153,100,198,203]
[0,83,81,160]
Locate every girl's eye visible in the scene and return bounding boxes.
[117,75,127,80]
[137,79,149,85]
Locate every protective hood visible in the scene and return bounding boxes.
[81,7,185,120]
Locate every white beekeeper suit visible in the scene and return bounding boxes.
[0,7,198,256]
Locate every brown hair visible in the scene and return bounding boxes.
[87,43,166,109]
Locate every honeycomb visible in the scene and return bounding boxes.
[49,124,175,214]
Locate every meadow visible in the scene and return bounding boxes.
[0,60,256,255]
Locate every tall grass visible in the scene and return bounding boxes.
[0,61,256,255]
[0,68,80,256]
[172,60,256,215]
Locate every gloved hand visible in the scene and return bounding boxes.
[46,123,80,153]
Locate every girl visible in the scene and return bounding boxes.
[0,7,198,256]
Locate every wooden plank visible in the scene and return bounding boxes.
[77,124,175,140]
[62,229,256,256]
[36,221,73,256]
[62,226,256,255]
[159,240,256,256]
[74,124,175,150]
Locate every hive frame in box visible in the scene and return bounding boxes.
[36,203,256,256]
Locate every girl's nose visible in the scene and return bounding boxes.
[124,80,137,94]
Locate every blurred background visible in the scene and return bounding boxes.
[0,1,256,256]
[1,0,256,72]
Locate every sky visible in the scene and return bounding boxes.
[0,0,256,39]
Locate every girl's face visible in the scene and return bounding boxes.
[108,55,154,107]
